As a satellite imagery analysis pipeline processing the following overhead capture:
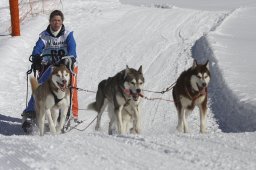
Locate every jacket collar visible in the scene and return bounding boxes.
[46,24,65,38]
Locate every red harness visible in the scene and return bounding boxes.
[184,85,207,108]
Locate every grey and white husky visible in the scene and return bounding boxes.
[88,65,144,135]
[172,60,210,133]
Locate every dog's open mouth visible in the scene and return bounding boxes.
[132,93,139,101]
[127,89,140,101]
[57,82,67,92]
[196,83,206,94]
[123,88,142,101]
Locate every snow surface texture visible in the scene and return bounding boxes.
[1,0,256,169]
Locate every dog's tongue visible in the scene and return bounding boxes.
[132,93,139,101]
[60,83,67,91]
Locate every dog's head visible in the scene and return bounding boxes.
[190,60,210,93]
[123,65,144,101]
[51,64,71,92]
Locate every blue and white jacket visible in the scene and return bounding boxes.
[32,25,77,63]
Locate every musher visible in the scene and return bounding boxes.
[22,10,79,132]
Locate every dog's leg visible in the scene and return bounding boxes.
[116,105,124,134]
[95,99,108,131]
[38,107,45,136]
[124,119,129,134]
[177,108,189,133]
[176,108,184,132]
[122,112,130,134]
[108,115,115,135]
[133,106,141,134]
[46,109,56,135]
[183,109,189,133]
[57,106,69,134]
[107,105,116,135]
[51,108,59,128]
[199,105,207,133]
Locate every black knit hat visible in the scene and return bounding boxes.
[49,10,64,21]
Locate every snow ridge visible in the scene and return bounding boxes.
[192,35,256,132]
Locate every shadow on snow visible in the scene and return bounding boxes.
[0,114,25,136]
[192,36,256,133]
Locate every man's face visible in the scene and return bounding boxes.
[50,15,63,32]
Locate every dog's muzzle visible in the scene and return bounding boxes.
[57,80,68,92]
[196,83,207,94]
[124,88,142,101]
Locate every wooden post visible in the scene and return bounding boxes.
[9,0,20,36]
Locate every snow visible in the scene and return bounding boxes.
[1,0,256,169]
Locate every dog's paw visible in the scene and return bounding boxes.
[135,128,141,134]
[56,126,63,134]
[176,125,183,132]
[108,128,118,135]
[130,128,136,134]
[95,125,100,131]
[200,129,207,133]
[184,128,190,133]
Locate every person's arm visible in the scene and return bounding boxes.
[31,37,45,65]
[32,38,45,56]
[66,31,77,61]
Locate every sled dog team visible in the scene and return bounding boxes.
[30,59,210,136]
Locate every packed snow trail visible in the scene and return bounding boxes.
[1,0,256,169]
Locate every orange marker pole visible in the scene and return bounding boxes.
[9,0,20,36]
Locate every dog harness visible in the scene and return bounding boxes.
[184,84,207,108]
[50,89,65,104]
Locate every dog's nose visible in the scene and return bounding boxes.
[202,82,206,87]
[136,89,141,94]
[62,80,67,84]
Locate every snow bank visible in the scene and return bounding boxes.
[120,0,256,11]
[192,35,256,132]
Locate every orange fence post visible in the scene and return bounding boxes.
[9,0,20,36]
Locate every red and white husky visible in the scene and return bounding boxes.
[30,64,71,136]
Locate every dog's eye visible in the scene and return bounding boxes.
[131,82,135,85]
[139,82,143,85]
[65,74,68,77]
[57,75,61,77]
[197,75,202,79]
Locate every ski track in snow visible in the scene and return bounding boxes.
[1,0,256,169]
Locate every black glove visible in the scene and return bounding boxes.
[32,54,42,65]
[29,55,42,70]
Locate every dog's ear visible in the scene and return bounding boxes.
[124,65,130,78]
[205,60,210,70]
[192,59,198,69]
[138,65,142,74]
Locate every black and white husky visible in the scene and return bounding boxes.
[172,60,210,133]
[88,65,144,135]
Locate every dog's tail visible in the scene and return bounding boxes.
[87,102,97,111]
[30,76,39,93]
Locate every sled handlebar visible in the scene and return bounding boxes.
[29,54,71,66]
